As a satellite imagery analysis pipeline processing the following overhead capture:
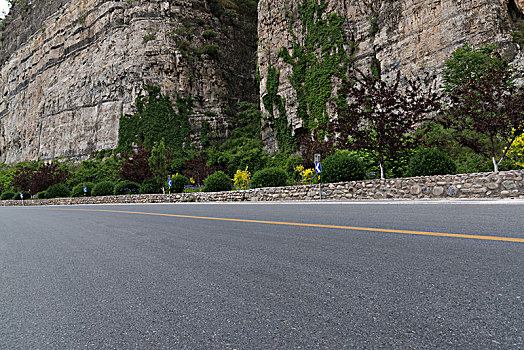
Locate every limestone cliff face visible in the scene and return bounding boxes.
[0,0,257,163]
[2,0,523,162]
[258,0,524,152]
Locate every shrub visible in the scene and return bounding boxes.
[199,44,220,58]
[169,174,190,193]
[139,179,162,194]
[322,151,366,183]
[92,181,115,197]
[267,153,303,183]
[36,191,47,199]
[45,184,70,199]
[114,181,141,195]
[203,171,232,192]
[68,156,119,186]
[454,153,493,174]
[405,148,457,177]
[169,158,186,174]
[13,192,31,200]
[251,167,288,188]
[1,192,15,200]
[71,182,95,197]
[202,29,218,40]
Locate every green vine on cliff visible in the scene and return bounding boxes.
[262,64,296,152]
[117,86,193,153]
[277,0,356,133]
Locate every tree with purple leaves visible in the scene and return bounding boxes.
[335,66,440,179]
[119,147,153,184]
[11,162,69,194]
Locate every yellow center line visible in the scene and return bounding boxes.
[46,208,524,243]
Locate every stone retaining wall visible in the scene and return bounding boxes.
[1,170,523,207]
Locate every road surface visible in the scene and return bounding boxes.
[0,201,523,348]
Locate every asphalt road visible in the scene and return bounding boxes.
[0,201,523,349]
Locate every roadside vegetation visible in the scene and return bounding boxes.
[0,42,523,200]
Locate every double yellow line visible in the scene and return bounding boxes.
[53,208,524,243]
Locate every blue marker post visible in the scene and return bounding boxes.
[168,176,172,202]
[314,154,322,200]
[20,192,24,206]
[83,184,87,197]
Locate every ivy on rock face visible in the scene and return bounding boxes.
[278,0,356,133]
[117,86,193,152]
[262,64,296,152]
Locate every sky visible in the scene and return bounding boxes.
[0,0,10,19]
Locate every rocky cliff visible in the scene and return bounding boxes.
[258,0,524,152]
[2,0,523,162]
[0,0,257,163]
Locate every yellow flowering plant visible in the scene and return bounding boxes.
[233,166,251,189]
[294,165,315,185]
[507,133,524,168]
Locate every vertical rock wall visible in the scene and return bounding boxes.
[0,0,257,163]
[258,0,524,152]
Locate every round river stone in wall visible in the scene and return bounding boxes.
[446,185,457,197]
[432,186,444,196]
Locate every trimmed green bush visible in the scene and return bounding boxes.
[45,184,70,199]
[13,191,32,200]
[405,148,457,177]
[1,192,15,200]
[267,153,303,183]
[203,171,232,192]
[139,179,162,194]
[322,151,366,183]
[36,191,47,199]
[169,174,190,193]
[114,181,141,195]
[71,182,95,197]
[92,181,115,197]
[251,167,288,188]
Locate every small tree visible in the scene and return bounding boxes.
[441,44,524,172]
[182,154,212,186]
[119,147,153,183]
[0,163,15,194]
[11,162,69,194]
[298,125,335,169]
[10,162,38,193]
[336,68,440,179]
[34,163,70,194]
[149,139,168,193]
